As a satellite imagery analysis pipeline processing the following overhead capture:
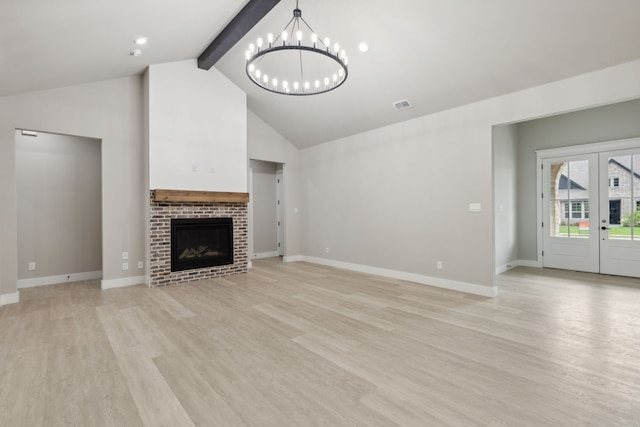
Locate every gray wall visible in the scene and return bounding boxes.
[250,159,278,256]
[0,76,146,297]
[516,98,640,261]
[297,60,640,294]
[16,131,102,279]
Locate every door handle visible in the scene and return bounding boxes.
[601,226,609,230]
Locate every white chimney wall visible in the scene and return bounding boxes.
[146,59,247,192]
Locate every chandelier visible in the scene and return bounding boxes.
[244,0,349,96]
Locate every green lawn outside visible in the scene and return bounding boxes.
[559,225,635,238]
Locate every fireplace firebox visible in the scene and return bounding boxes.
[170,218,233,272]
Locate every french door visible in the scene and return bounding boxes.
[542,148,640,278]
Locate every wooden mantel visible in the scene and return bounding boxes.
[152,189,249,204]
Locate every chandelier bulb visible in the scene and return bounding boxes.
[272,78,278,88]
[338,68,344,78]
[249,43,255,54]
[333,73,338,84]
[257,37,263,48]
[263,74,268,84]
[282,31,289,44]
[304,81,310,91]
[245,50,251,60]
[324,37,330,49]
[340,49,346,59]
[294,81,300,92]
[296,30,303,41]
[267,33,274,45]
[283,81,288,89]
[333,43,340,54]
[248,63,255,73]
[255,69,261,79]
[314,80,320,90]
[324,77,330,87]
[311,33,318,44]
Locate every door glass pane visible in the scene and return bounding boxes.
[609,155,638,240]
[549,160,589,238]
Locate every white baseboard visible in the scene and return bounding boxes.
[248,260,253,269]
[496,261,519,275]
[0,291,20,306]
[252,251,279,260]
[101,275,145,290]
[517,259,542,268]
[18,271,103,289]
[496,259,542,275]
[283,255,302,263]
[297,256,498,297]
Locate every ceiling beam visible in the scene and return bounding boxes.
[198,0,281,70]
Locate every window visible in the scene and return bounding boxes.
[610,177,620,187]
[636,201,640,211]
[564,202,569,219]
[571,201,582,219]
[584,201,589,219]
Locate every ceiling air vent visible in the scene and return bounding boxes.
[392,99,413,112]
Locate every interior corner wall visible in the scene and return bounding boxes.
[247,110,303,257]
[16,131,102,280]
[493,124,519,273]
[515,97,640,261]
[0,76,146,298]
[299,60,640,292]
[147,60,247,192]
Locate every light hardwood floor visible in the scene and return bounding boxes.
[1,259,639,426]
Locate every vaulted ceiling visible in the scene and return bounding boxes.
[2,0,640,148]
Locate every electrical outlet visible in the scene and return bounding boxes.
[437,261,443,270]
[28,262,36,271]
[122,252,129,260]
[122,262,129,271]
[138,261,144,269]
[325,247,330,253]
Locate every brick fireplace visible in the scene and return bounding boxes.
[148,190,248,287]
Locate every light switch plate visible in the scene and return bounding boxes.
[469,203,482,213]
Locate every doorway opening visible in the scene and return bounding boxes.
[249,159,285,263]
[15,129,103,288]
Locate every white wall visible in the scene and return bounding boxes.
[0,76,145,301]
[250,160,278,256]
[493,125,519,273]
[147,60,247,192]
[299,60,640,294]
[516,98,640,261]
[247,110,303,257]
[16,131,102,281]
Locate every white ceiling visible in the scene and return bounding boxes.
[2,0,640,148]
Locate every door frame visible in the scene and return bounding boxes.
[536,137,640,268]
[541,154,599,272]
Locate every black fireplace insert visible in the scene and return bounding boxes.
[170,218,233,272]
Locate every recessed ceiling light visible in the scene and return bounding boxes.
[130,49,142,57]
[134,37,148,45]
[358,42,369,53]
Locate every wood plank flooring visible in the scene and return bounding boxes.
[1,259,639,426]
